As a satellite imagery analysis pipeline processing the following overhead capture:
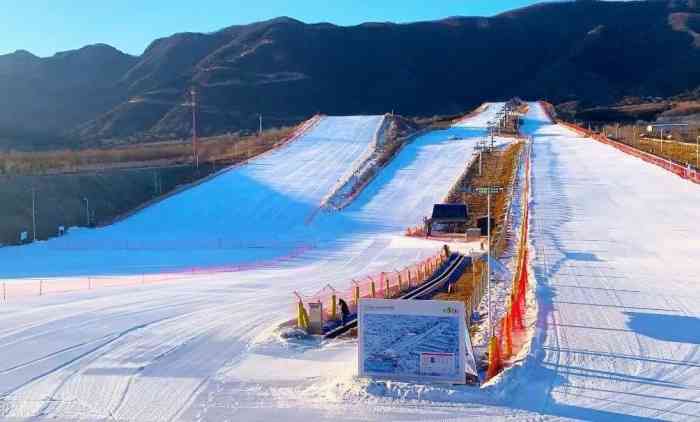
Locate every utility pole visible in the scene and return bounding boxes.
[31,187,37,242]
[487,190,491,335]
[83,197,90,226]
[479,150,483,176]
[190,87,199,169]
[259,114,263,137]
[482,186,503,336]
[476,139,486,176]
[459,185,503,337]
[153,171,161,195]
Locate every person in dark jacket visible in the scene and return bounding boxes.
[338,298,351,324]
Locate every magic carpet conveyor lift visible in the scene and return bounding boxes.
[323,252,471,339]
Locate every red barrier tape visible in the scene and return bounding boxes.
[552,112,700,185]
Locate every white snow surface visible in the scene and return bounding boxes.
[0,104,507,420]
[1,115,387,278]
[3,101,697,421]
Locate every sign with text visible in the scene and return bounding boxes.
[358,298,474,384]
[308,302,323,335]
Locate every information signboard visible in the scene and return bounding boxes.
[308,302,323,335]
[358,298,476,384]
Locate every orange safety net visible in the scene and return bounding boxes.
[487,135,532,381]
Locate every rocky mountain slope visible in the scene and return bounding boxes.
[1,0,699,149]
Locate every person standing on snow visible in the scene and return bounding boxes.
[338,298,350,324]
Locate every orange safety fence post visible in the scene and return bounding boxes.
[486,335,502,380]
[511,292,522,331]
[518,252,528,299]
[502,312,513,360]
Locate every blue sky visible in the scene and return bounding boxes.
[2,0,545,57]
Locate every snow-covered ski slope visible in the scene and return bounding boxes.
[0,105,505,421]
[512,103,700,420]
[4,102,698,421]
[1,115,385,278]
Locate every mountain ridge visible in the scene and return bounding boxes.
[1,0,699,150]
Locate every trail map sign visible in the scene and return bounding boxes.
[308,302,323,335]
[358,298,476,384]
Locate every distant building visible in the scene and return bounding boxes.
[427,204,468,235]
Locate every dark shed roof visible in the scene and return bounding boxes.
[431,204,468,222]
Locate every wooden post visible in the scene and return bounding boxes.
[467,292,474,326]
[331,294,337,320]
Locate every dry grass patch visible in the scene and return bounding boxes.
[0,127,294,175]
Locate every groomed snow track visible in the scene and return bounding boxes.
[511,103,700,420]
[0,104,507,421]
[0,115,385,278]
[3,101,695,421]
